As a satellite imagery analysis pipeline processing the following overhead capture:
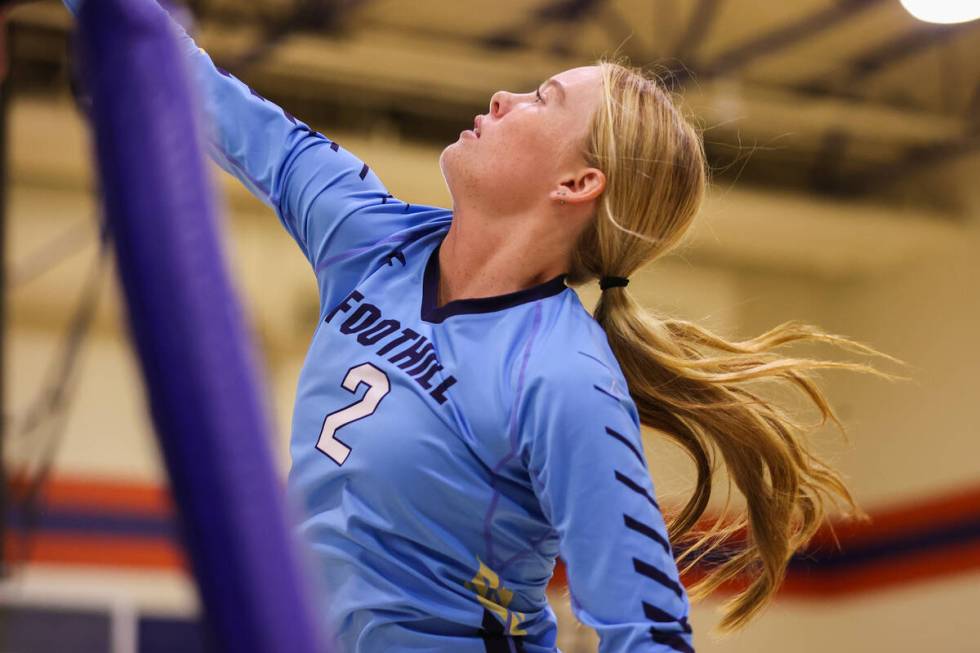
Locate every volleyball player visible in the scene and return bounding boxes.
[65,1,900,650]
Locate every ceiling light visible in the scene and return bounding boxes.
[899,0,980,24]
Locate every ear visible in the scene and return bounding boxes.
[550,167,606,204]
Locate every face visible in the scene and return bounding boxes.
[439,65,604,217]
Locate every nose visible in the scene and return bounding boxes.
[489,90,515,119]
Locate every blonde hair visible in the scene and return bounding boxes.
[568,57,907,633]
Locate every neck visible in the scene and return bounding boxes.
[437,203,571,307]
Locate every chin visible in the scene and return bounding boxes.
[438,146,461,187]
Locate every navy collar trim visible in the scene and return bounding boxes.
[420,241,568,324]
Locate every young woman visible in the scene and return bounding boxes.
[66,1,900,651]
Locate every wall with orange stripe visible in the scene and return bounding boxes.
[8,475,980,599]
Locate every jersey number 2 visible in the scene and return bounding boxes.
[316,363,391,465]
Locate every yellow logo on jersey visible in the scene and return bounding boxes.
[465,558,528,636]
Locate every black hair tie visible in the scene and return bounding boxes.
[599,276,630,291]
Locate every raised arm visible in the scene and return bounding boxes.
[521,354,695,653]
[63,0,404,273]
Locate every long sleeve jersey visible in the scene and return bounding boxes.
[65,2,696,651]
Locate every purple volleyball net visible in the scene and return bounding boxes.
[74,0,328,651]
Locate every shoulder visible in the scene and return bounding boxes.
[515,295,643,469]
[384,205,453,244]
[529,292,627,387]
[520,291,635,416]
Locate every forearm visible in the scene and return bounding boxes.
[524,368,696,652]
[62,0,400,276]
[62,0,307,210]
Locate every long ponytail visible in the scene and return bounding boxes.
[570,58,908,632]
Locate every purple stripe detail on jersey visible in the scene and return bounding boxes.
[642,602,692,633]
[483,303,543,567]
[625,514,672,555]
[421,241,568,323]
[579,350,630,398]
[577,349,615,371]
[211,146,272,201]
[315,232,412,273]
[633,558,685,599]
[496,529,556,572]
[650,629,695,653]
[605,426,646,467]
[615,470,661,512]
[592,384,621,402]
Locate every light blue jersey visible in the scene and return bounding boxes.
[66,2,696,650]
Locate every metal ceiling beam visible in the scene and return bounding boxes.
[593,0,642,59]
[841,131,980,195]
[966,82,980,128]
[836,78,979,194]
[798,21,979,95]
[10,0,978,206]
[809,129,850,194]
[671,0,722,62]
[481,0,602,50]
[221,0,371,72]
[676,0,888,82]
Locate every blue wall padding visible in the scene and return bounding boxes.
[75,1,328,651]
